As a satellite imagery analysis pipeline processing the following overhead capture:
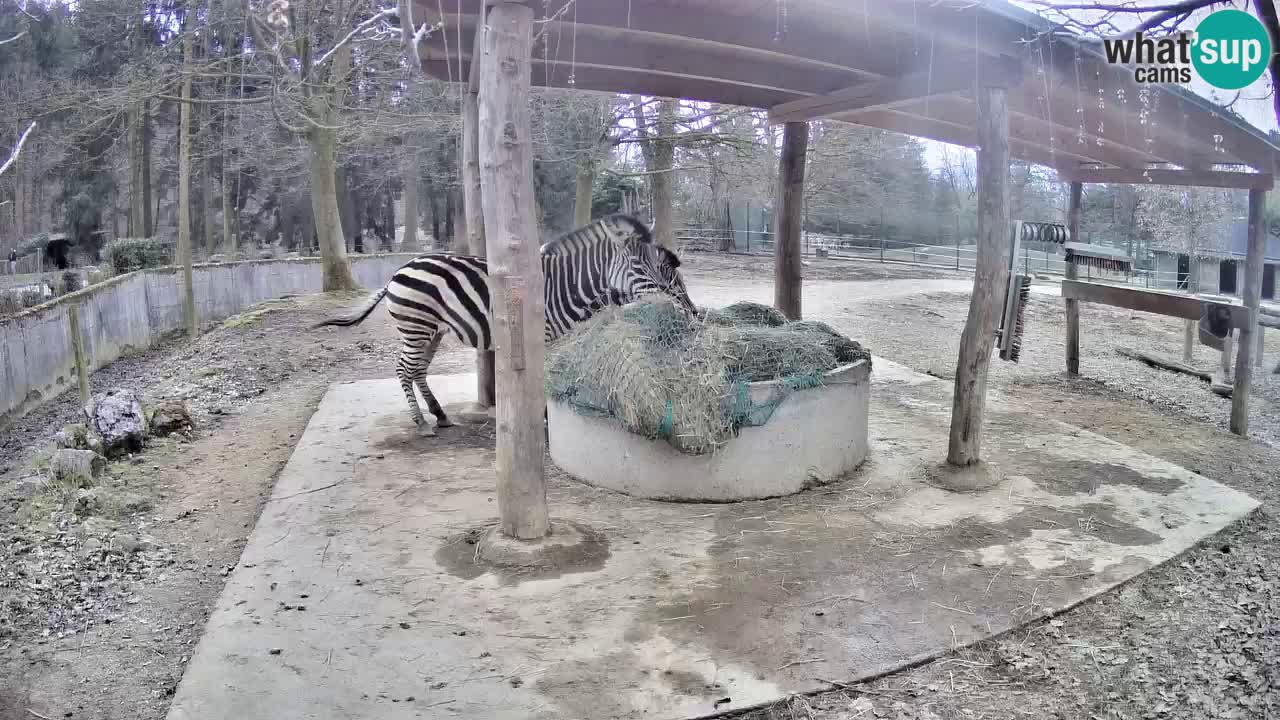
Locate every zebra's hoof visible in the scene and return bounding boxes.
[435,418,455,429]
[416,423,437,437]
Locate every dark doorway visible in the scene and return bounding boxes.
[1264,264,1276,300]
[1220,259,1238,295]
[1176,254,1191,289]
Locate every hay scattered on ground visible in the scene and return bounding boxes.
[545,297,870,455]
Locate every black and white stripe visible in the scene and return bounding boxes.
[313,214,695,435]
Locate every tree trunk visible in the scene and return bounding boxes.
[774,121,807,321]
[142,100,153,238]
[444,189,455,246]
[309,125,359,290]
[631,96,679,248]
[401,152,419,251]
[947,86,1010,468]
[129,104,146,237]
[222,161,235,254]
[177,28,198,339]
[478,2,548,540]
[651,100,678,248]
[574,154,594,226]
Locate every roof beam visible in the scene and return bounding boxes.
[1059,167,1275,190]
[839,108,1089,172]
[768,55,1023,124]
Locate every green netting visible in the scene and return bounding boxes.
[545,296,871,455]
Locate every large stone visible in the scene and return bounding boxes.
[84,389,148,458]
[50,449,107,488]
[54,423,91,450]
[148,400,194,438]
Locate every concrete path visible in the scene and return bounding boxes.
[165,361,1258,720]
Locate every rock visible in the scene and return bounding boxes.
[148,400,193,438]
[50,449,107,488]
[74,488,102,517]
[84,389,147,458]
[15,475,46,498]
[54,423,91,450]
[117,493,154,515]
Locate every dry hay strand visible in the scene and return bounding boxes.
[545,297,870,455]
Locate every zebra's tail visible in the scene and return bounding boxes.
[312,288,389,329]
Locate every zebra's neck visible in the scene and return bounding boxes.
[540,246,621,342]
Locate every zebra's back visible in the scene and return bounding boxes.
[386,253,492,349]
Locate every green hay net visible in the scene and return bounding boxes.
[545,296,871,455]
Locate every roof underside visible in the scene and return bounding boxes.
[414,0,1280,182]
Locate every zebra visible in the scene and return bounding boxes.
[313,213,696,436]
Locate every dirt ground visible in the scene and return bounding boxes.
[1,252,1276,720]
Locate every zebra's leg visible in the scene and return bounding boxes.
[412,333,453,428]
[396,335,434,436]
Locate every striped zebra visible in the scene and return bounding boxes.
[313,214,695,435]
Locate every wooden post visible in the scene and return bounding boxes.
[478,1,549,540]
[1183,319,1195,363]
[1065,181,1082,375]
[1256,326,1265,368]
[67,305,90,406]
[774,121,808,320]
[947,86,1010,467]
[1230,188,1267,436]
[463,13,495,409]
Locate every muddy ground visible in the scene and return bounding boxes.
[1,251,1276,719]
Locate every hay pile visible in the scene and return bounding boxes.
[545,296,870,455]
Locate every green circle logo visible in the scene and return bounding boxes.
[1192,9,1273,90]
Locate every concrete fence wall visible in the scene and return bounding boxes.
[1,254,416,422]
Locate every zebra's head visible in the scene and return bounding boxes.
[596,215,697,316]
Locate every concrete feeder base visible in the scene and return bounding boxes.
[547,359,871,502]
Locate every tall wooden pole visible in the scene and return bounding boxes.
[1230,188,1267,436]
[1065,180,1082,374]
[464,10,495,409]
[947,86,1010,467]
[478,1,549,540]
[177,22,197,339]
[774,121,808,321]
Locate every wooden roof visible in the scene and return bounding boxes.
[415,0,1280,187]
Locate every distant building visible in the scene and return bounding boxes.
[1150,220,1279,300]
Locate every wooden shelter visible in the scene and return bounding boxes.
[414,0,1280,537]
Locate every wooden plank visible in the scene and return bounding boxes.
[767,56,1022,123]
[774,121,807,320]
[1231,188,1267,436]
[1065,181,1082,375]
[1116,347,1211,382]
[478,2,549,540]
[947,85,1009,468]
[463,13,495,409]
[1058,168,1275,191]
[1061,279,1251,328]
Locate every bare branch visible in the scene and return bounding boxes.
[0,121,36,177]
[0,30,27,47]
[314,7,399,68]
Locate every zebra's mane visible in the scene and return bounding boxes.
[540,214,654,257]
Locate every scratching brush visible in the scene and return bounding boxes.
[1063,241,1134,274]
[997,273,1031,362]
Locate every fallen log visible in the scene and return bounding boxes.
[1115,347,1213,382]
